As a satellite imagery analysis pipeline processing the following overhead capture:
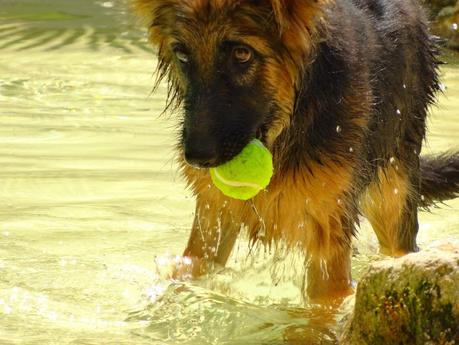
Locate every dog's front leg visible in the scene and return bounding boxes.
[179,200,240,278]
[305,215,355,303]
[306,244,353,303]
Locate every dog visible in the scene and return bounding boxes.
[133,0,459,301]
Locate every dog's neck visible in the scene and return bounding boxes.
[272,15,371,177]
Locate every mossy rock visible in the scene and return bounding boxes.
[341,243,459,345]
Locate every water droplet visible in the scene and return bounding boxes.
[394,188,399,195]
[396,109,401,115]
[258,226,266,237]
[4,305,12,315]
[48,311,58,321]
[337,198,343,205]
[452,23,458,30]
[336,125,342,133]
[421,195,425,201]
[403,84,407,89]
[320,259,330,280]
[155,256,169,266]
[349,147,354,153]
[390,157,395,164]
[102,1,114,8]
[146,285,165,302]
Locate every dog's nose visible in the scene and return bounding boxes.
[184,138,218,168]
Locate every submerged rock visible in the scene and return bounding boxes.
[340,242,459,345]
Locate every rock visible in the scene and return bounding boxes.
[340,242,459,345]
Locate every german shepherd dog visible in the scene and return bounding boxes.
[133,0,459,301]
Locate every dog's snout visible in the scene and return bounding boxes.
[184,136,218,168]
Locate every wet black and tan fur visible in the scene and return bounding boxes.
[133,0,459,301]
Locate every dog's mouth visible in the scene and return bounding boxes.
[183,115,272,169]
[255,127,266,143]
[184,132,266,169]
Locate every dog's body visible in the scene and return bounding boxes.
[135,0,459,300]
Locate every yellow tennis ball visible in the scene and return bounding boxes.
[209,139,273,200]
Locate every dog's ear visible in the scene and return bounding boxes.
[131,0,158,24]
[268,0,326,62]
[270,0,293,30]
[270,0,324,32]
[131,0,177,45]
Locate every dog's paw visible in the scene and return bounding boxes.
[154,255,206,281]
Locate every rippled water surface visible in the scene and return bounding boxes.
[0,1,458,344]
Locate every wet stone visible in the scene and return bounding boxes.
[340,242,459,345]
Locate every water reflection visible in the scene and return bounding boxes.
[0,0,151,52]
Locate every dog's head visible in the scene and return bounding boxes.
[134,0,327,167]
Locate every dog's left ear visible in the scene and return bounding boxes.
[270,0,324,33]
[268,0,326,64]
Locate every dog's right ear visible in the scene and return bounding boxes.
[131,0,177,46]
[131,0,157,24]
[131,0,184,111]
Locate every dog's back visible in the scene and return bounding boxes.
[313,0,441,257]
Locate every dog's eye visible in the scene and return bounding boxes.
[175,50,190,64]
[232,46,253,64]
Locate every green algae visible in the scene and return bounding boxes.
[361,280,458,345]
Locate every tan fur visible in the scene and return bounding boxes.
[181,154,353,257]
[361,160,412,256]
[180,154,355,299]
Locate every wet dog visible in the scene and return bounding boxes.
[133,0,459,301]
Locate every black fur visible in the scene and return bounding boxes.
[421,153,459,207]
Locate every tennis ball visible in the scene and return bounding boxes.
[209,139,273,200]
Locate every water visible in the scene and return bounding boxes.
[0,1,458,344]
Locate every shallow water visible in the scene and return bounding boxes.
[0,1,458,344]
